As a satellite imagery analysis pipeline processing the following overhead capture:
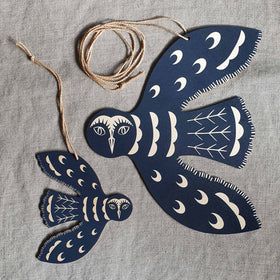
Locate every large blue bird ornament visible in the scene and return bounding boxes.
[36,151,133,263]
[85,26,262,234]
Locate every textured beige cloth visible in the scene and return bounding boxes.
[0,0,279,279]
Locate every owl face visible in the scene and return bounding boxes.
[85,109,136,158]
[105,194,132,221]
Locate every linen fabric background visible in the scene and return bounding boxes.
[0,0,279,279]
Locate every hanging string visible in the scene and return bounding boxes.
[16,16,188,159]
[16,42,79,159]
[78,16,189,90]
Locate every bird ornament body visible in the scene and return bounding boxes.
[85,25,262,234]
[36,151,132,263]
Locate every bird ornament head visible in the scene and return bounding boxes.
[86,109,136,158]
[104,193,133,221]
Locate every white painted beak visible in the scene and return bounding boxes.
[108,136,115,154]
[117,209,121,219]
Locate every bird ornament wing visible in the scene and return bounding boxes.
[133,156,261,234]
[36,151,104,196]
[37,221,105,263]
[134,25,261,112]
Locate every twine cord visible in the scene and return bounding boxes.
[78,16,189,90]
[16,42,79,159]
[16,16,188,159]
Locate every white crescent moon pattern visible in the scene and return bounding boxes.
[151,170,162,182]
[170,50,183,65]
[92,182,97,189]
[192,58,207,74]
[195,190,208,205]
[149,85,161,98]
[80,164,86,172]
[58,155,66,164]
[77,231,84,239]
[176,174,188,188]
[66,169,74,177]
[66,240,73,248]
[209,213,224,230]
[78,179,84,186]
[91,228,97,236]
[206,31,221,49]
[78,245,85,254]
[174,77,187,91]
[57,252,65,262]
[173,200,186,214]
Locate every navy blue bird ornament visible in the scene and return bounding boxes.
[36,151,133,263]
[85,25,262,234]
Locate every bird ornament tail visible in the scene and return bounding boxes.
[40,189,82,227]
[184,96,254,168]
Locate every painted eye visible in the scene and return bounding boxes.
[122,203,129,210]
[108,203,116,210]
[93,126,106,136]
[118,125,130,135]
